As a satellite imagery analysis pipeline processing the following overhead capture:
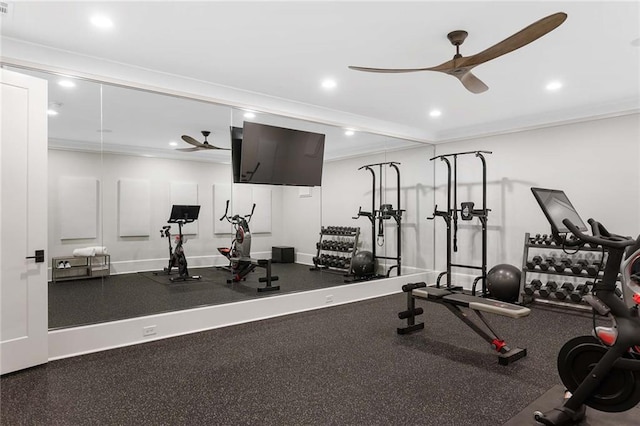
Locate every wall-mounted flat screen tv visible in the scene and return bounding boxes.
[233,122,325,186]
[230,126,243,184]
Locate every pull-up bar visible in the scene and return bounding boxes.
[429,150,492,295]
[429,150,492,161]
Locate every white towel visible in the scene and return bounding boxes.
[73,247,96,257]
[73,246,108,257]
[91,246,108,255]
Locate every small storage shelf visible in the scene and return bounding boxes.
[310,226,360,273]
[51,254,110,283]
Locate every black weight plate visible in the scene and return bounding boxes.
[557,335,640,412]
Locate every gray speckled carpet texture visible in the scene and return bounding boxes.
[0,294,623,425]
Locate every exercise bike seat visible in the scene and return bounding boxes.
[217,247,231,256]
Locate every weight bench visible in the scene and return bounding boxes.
[398,283,530,365]
[227,257,280,292]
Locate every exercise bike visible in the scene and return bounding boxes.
[531,187,640,425]
[156,205,202,282]
[217,200,256,282]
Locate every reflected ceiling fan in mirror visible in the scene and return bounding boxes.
[349,12,567,94]
[177,130,230,152]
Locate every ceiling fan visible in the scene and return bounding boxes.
[348,12,567,94]
[177,131,230,152]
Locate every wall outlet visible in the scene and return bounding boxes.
[143,325,157,337]
[325,295,334,304]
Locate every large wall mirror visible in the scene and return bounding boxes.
[4,65,436,330]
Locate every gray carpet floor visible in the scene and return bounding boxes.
[1,293,611,425]
[49,263,345,329]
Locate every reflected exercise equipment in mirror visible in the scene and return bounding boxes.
[2,64,435,331]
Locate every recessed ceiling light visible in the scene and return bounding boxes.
[47,109,59,116]
[321,78,337,90]
[90,15,113,29]
[344,129,355,136]
[58,80,76,88]
[546,81,563,91]
[169,141,178,147]
[429,110,442,118]
[244,112,256,119]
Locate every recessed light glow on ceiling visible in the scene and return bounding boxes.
[546,81,563,91]
[344,129,355,136]
[58,80,76,88]
[90,15,113,29]
[244,112,256,119]
[631,38,640,47]
[47,109,59,116]
[429,110,442,118]
[321,78,337,90]
[169,141,178,147]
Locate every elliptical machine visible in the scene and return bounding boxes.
[217,200,256,282]
[531,187,640,425]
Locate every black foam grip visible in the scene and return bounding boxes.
[401,282,427,292]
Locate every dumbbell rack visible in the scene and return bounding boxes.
[519,232,620,312]
[310,226,360,275]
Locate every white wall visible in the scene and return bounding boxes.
[47,150,284,275]
[432,114,640,287]
[279,186,322,264]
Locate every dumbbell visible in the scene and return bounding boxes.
[585,261,601,277]
[526,256,545,270]
[529,234,541,245]
[543,235,555,245]
[539,281,558,297]
[570,283,591,303]
[547,257,570,273]
[555,282,575,300]
[571,259,589,275]
[524,279,543,296]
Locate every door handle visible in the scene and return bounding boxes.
[26,249,45,263]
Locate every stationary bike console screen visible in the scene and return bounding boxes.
[169,205,200,223]
[531,187,587,234]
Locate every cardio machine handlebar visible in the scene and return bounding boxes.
[562,218,635,250]
[219,200,256,224]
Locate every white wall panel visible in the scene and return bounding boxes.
[170,181,198,235]
[118,179,150,237]
[59,176,98,240]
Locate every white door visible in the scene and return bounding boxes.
[0,69,48,374]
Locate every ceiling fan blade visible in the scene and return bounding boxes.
[461,12,567,68]
[176,147,203,152]
[201,144,231,151]
[452,71,489,94]
[181,135,203,147]
[348,65,439,73]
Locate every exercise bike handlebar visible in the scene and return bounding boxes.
[562,218,635,250]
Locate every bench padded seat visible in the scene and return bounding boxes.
[412,287,531,319]
[412,287,452,300]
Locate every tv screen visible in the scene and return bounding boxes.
[238,122,325,186]
[531,187,587,234]
[230,126,243,184]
